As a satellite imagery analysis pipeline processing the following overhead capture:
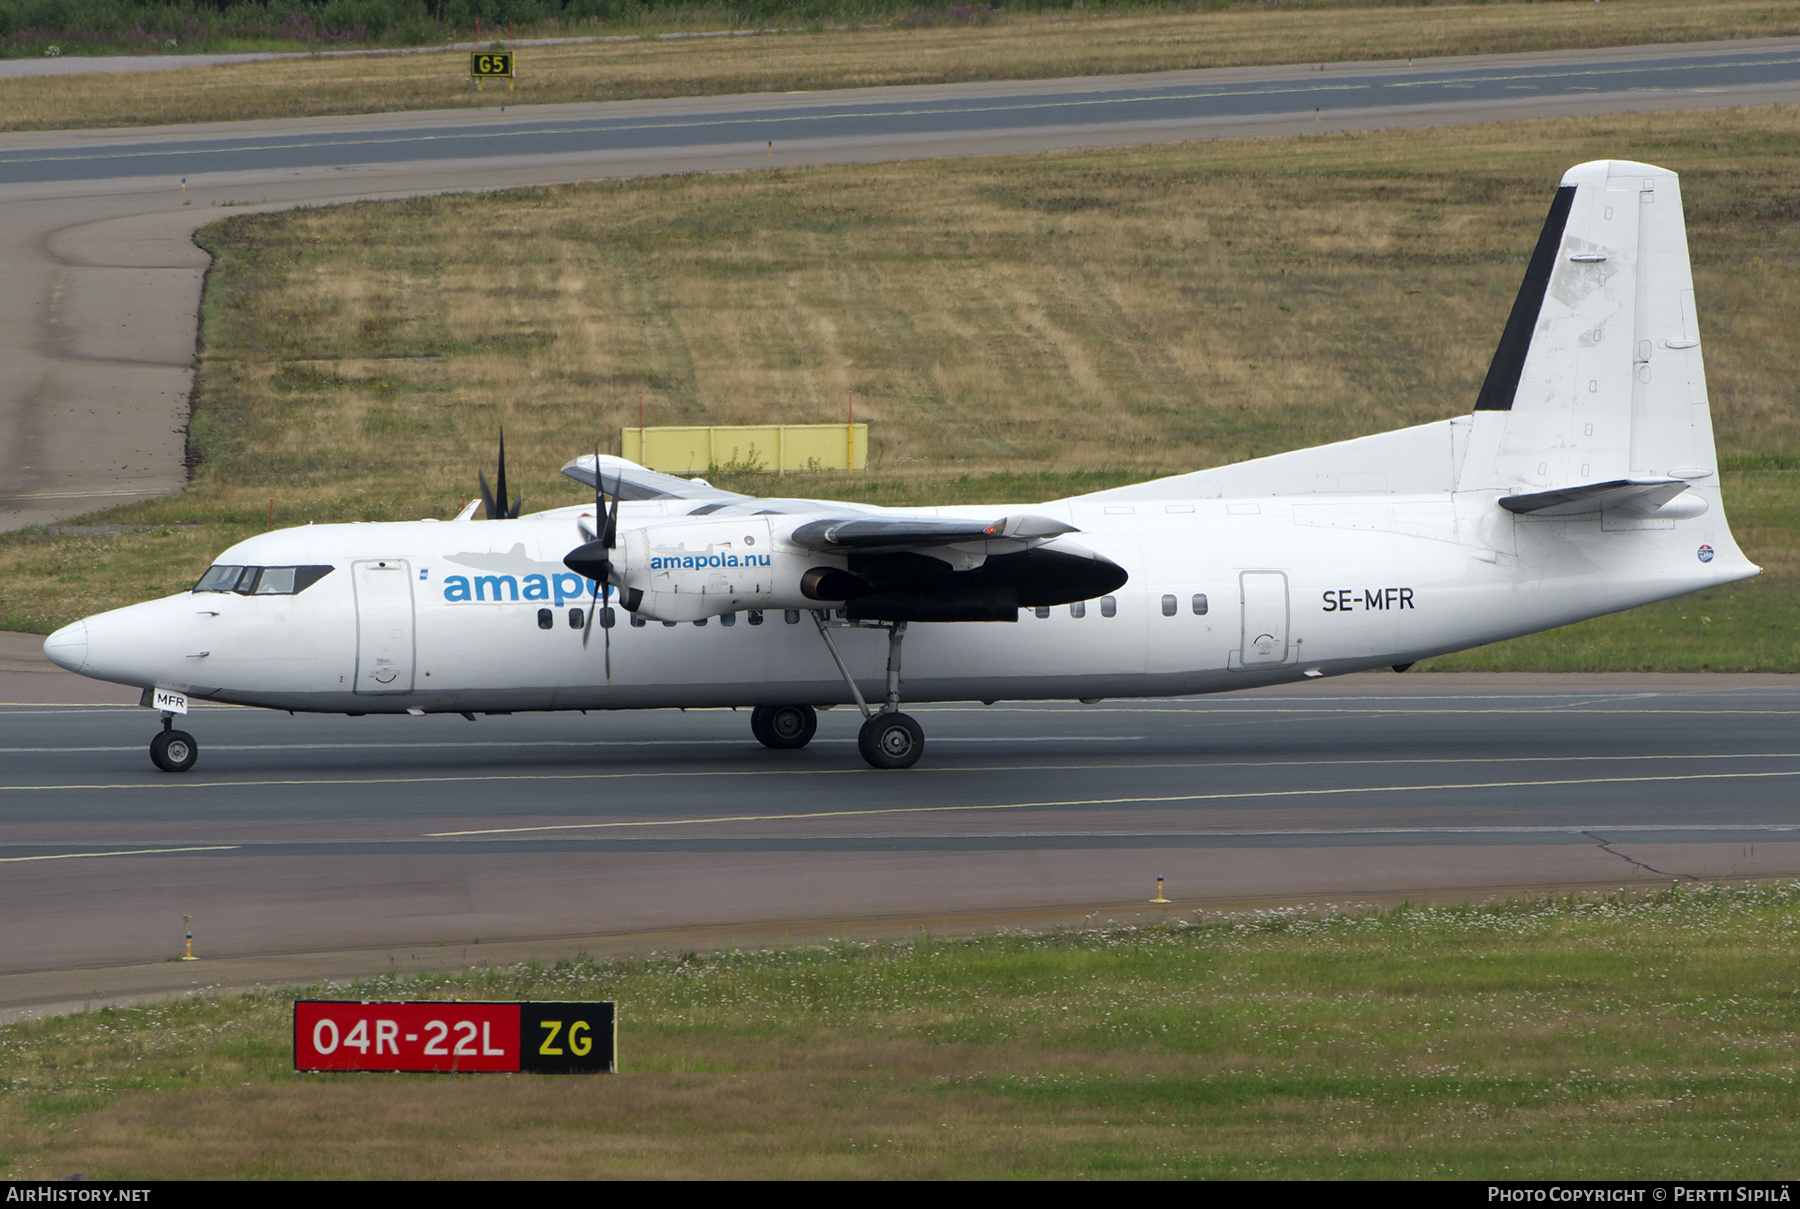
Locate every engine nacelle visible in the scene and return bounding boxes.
[615,517,841,622]
[609,514,1127,624]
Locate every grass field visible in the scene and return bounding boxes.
[5,1,1800,133]
[3,884,1799,1178]
[2,105,1796,669]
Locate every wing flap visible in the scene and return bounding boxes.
[789,514,1077,552]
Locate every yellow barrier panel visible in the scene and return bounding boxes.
[622,424,867,474]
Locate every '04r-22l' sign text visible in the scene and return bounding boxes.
[294,1000,615,1073]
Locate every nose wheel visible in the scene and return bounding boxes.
[150,715,199,773]
[810,613,925,770]
[857,711,923,769]
[751,703,818,750]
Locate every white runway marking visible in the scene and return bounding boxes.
[426,768,1800,837]
[0,845,239,862]
[5,825,1797,858]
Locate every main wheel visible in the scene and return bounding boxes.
[856,711,924,770]
[150,729,199,773]
[752,703,817,750]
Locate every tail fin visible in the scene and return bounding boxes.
[1458,160,1719,493]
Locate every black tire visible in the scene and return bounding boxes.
[857,711,924,770]
[150,729,198,773]
[753,703,817,750]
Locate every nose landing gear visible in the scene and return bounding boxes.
[149,713,199,773]
[857,710,923,769]
[811,612,924,770]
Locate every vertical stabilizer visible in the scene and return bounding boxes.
[1459,161,1718,492]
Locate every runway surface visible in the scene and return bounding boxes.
[3,669,1797,1014]
[6,38,1800,529]
[8,40,1800,185]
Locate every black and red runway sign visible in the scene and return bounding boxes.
[294,1001,615,1073]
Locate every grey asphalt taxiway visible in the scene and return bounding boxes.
[3,660,1797,1017]
[8,37,1800,529]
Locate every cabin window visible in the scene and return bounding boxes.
[748,609,764,626]
[721,612,736,627]
[1192,593,1209,616]
[601,607,615,629]
[1161,594,1177,617]
[567,608,583,629]
[1070,601,1086,619]
[1100,595,1117,618]
[784,610,800,624]
[631,615,647,628]
[693,617,708,627]
[662,620,677,628]
[1034,605,1050,619]
[537,608,554,630]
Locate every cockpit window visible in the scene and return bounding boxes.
[194,565,248,592]
[193,565,334,595]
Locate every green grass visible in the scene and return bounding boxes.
[4,883,1800,1177]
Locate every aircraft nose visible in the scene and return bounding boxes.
[42,621,88,672]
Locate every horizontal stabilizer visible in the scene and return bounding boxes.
[1498,477,1690,517]
[562,455,748,502]
[791,514,1077,552]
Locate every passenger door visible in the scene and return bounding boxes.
[353,559,414,694]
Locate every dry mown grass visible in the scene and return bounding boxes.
[6,887,1800,1178]
[5,1,1800,133]
[2,106,1796,666]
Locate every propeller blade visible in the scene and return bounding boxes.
[477,470,497,521]
[495,428,511,520]
[602,470,620,549]
[581,575,598,649]
[597,449,613,679]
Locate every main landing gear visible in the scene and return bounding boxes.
[150,713,199,773]
[811,612,924,770]
[750,703,818,750]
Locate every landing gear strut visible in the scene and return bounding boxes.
[751,703,818,750]
[149,713,199,773]
[811,612,923,770]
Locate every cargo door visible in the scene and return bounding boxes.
[353,559,414,693]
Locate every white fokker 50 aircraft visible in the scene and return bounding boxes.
[44,160,1759,772]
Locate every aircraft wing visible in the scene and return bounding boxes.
[789,514,1077,552]
[561,455,749,502]
[1498,477,1690,517]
